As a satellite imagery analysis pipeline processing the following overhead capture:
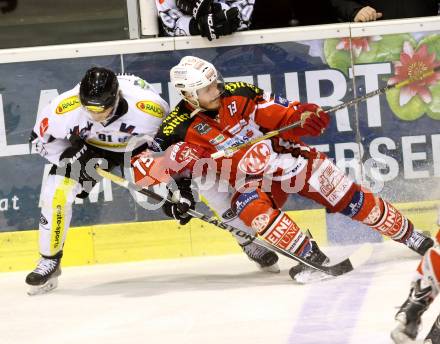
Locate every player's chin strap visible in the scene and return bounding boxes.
[211,65,440,160]
[96,167,372,277]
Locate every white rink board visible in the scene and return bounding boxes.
[1,242,438,344]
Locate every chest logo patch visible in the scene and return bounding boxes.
[136,101,164,118]
[56,96,81,114]
[238,142,271,175]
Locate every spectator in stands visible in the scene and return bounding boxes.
[155,0,295,40]
[329,0,439,22]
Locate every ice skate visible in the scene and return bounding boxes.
[391,280,433,343]
[288,230,330,283]
[425,314,440,344]
[25,253,62,296]
[241,241,280,273]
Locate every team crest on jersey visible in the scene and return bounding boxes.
[136,101,164,118]
[238,142,271,175]
[39,117,49,136]
[56,96,81,114]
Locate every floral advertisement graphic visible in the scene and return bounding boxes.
[325,33,440,121]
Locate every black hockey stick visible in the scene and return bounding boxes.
[96,167,372,277]
[211,65,440,159]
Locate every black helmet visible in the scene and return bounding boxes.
[79,67,119,110]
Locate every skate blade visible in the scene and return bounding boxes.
[27,277,59,296]
[390,322,417,344]
[257,262,280,273]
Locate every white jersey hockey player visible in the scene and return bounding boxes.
[26,67,169,295]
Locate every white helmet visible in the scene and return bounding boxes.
[170,56,219,108]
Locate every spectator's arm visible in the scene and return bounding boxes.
[156,0,200,36]
[227,0,255,30]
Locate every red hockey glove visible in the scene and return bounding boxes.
[296,103,330,136]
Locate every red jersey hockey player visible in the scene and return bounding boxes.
[392,229,440,344]
[134,56,433,281]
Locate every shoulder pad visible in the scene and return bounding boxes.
[135,100,166,118]
[159,103,193,137]
[224,82,263,98]
[55,95,81,115]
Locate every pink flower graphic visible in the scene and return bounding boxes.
[388,41,440,106]
[336,36,382,57]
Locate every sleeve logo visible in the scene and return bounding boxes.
[56,96,81,114]
[136,101,164,118]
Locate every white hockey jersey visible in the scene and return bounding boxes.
[31,74,170,165]
[156,0,255,37]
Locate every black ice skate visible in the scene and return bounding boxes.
[425,314,440,344]
[240,241,280,273]
[289,230,329,283]
[391,279,433,343]
[25,252,62,296]
[405,230,433,256]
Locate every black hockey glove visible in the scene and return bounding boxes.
[197,3,240,41]
[176,0,213,19]
[162,178,196,226]
[59,135,102,194]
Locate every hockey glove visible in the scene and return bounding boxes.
[59,135,102,193]
[293,103,330,137]
[177,0,213,19]
[162,178,196,225]
[197,3,240,41]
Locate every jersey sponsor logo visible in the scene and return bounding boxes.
[193,122,212,135]
[56,96,81,114]
[136,101,164,118]
[225,82,260,94]
[234,191,259,215]
[238,142,271,175]
[251,213,270,233]
[308,159,353,206]
[39,117,49,136]
[209,134,225,145]
[162,112,191,136]
[372,202,407,238]
[341,190,365,218]
[262,213,301,251]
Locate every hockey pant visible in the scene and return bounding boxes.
[232,152,416,256]
[38,173,82,257]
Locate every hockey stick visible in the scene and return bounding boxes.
[96,167,372,277]
[211,65,440,159]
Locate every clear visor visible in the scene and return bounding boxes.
[196,75,225,101]
[84,105,114,123]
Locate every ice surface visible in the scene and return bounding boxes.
[0,242,438,344]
